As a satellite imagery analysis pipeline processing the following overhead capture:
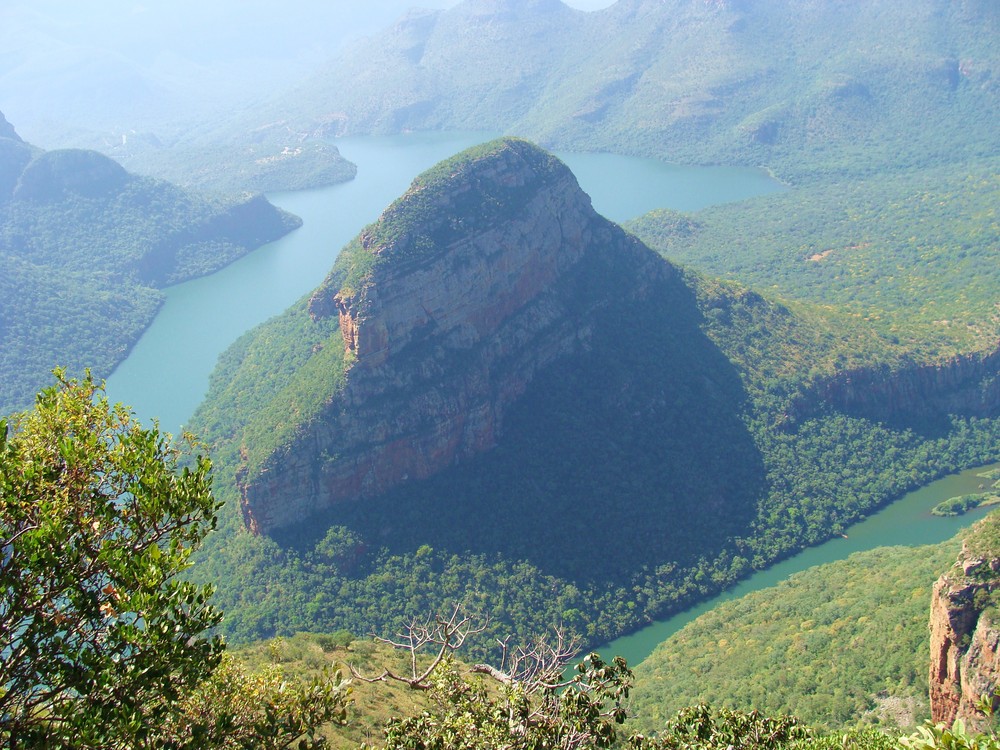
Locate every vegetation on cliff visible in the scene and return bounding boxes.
[0,116,302,417]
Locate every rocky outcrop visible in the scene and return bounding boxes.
[929,524,1000,729]
[238,138,671,535]
[820,348,1000,421]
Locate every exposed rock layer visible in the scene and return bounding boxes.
[238,139,669,534]
[819,348,1000,421]
[929,540,1000,728]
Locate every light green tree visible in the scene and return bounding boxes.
[1,372,223,747]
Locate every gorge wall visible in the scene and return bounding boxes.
[929,516,1000,729]
[819,348,1000,422]
[238,138,671,535]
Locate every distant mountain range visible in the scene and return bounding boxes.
[258,0,999,181]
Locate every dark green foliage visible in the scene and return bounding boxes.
[0,373,223,747]
[0,132,301,417]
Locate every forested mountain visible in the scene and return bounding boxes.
[261,0,999,181]
[187,140,1000,656]
[0,113,301,416]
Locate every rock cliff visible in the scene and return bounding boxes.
[929,514,1000,728]
[818,348,1000,422]
[237,138,671,535]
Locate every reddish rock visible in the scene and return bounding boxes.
[929,542,1000,729]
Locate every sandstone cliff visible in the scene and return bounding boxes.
[929,513,1000,728]
[238,138,671,534]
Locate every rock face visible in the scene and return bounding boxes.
[819,348,1000,422]
[929,530,1000,729]
[238,138,670,535]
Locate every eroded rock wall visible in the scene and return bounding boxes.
[929,544,1000,728]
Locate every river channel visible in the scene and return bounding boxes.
[598,462,1000,667]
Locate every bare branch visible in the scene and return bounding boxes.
[349,604,489,690]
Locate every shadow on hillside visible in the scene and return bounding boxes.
[271,268,767,589]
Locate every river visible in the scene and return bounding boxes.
[598,462,1000,667]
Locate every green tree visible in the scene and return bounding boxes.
[157,653,350,750]
[0,372,223,747]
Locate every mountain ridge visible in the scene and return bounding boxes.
[259,0,999,181]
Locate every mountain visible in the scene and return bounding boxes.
[0,112,301,416]
[189,139,1000,650]
[263,0,999,181]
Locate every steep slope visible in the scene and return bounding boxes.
[265,0,999,181]
[928,504,1000,729]
[237,137,702,534]
[0,112,301,415]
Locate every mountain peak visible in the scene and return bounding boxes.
[244,140,671,534]
[317,138,576,304]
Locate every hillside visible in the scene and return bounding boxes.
[187,140,1000,653]
[259,0,999,182]
[626,158,1000,359]
[0,113,302,416]
[630,507,1000,736]
[629,538,962,733]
